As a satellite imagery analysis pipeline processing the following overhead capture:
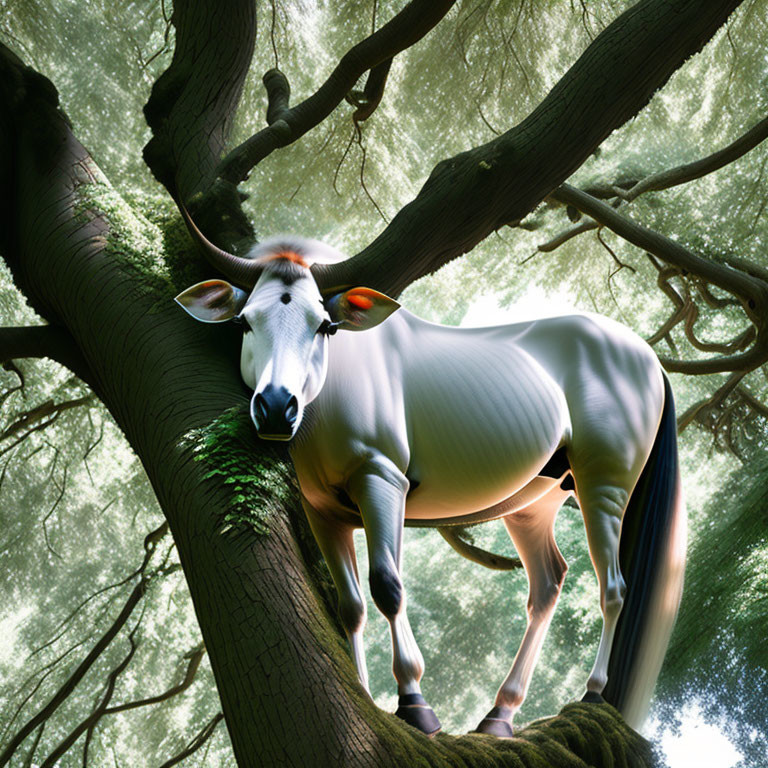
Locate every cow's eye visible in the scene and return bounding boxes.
[317,319,339,336]
[232,315,252,333]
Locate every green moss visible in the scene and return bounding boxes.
[127,189,213,290]
[184,405,294,535]
[73,179,173,297]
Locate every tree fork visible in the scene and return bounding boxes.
[315,0,746,297]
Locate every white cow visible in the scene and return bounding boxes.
[176,226,686,737]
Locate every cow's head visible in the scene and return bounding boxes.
[175,221,399,441]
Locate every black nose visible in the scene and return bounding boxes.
[251,385,298,440]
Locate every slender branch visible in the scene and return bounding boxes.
[551,185,767,312]
[157,713,225,768]
[0,521,169,767]
[677,371,745,431]
[21,723,44,768]
[535,116,768,260]
[537,219,597,252]
[0,361,24,407]
[28,522,169,661]
[0,581,147,768]
[2,640,88,742]
[217,0,456,183]
[39,631,140,768]
[0,395,95,442]
[619,115,768,201]
[103,645,205,715]
[736,383,768,419]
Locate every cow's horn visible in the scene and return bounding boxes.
[178,200,263,289]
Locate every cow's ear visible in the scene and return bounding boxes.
[175,280,248,323]
[326,287,400,331]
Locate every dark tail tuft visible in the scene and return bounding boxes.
[602,374,687,728]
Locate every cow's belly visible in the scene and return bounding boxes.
[401,344,569,519]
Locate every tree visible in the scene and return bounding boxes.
[1,0,766,765]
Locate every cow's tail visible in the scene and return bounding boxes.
[602,374,687,728]
[438,526,522,570]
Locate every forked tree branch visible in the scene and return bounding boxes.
[550,183,768,374]
[40,630,140,768]
[677,371,745,431]
[0,522,173,767]
[104,645,205,716]
[0,395,95,443]
[0,581,147,768]
[537,114,768,248]
[217,0,456,183]
[158,713,225,768]
[313,0,745,298]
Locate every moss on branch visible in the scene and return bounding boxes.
[184,406,294,535]
[73,179,172,295]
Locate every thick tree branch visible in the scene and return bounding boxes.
[314,0,745,297]
[0,326,92,383]
[217,1,456,183]
[143,0,256,199]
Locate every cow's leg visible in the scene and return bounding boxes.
[302,497,369,692]
[348,458,441,736]
[476,486,569,737]
[577,482,630,698]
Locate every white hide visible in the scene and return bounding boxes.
[183,244,681,736]
[291,309,664,525]
[285,304,673,733]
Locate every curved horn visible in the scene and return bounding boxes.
[177,200,263,289]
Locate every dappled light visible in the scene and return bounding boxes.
[0,0,766,766]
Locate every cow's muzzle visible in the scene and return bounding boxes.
[251,385,298,440]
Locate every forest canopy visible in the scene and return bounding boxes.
[0,1,766,766]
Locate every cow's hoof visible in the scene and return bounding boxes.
[582,691,606,704]
[395,693,441,736]
[474,706,515,738]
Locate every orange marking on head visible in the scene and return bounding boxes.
[264,250,309,268]
[347,293,374,310]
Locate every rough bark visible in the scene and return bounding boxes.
[1,46,388,766]
[142,0,258,249]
